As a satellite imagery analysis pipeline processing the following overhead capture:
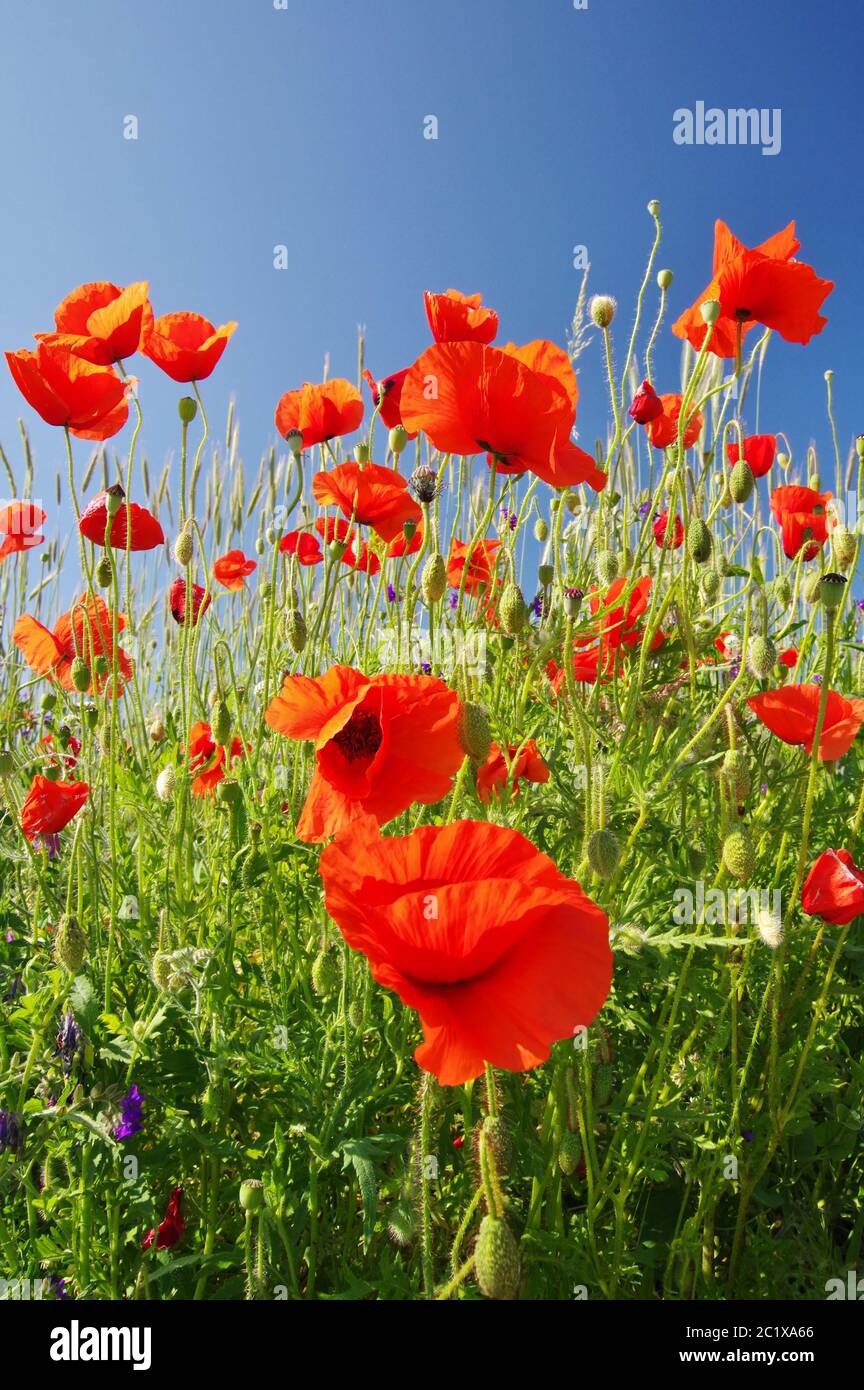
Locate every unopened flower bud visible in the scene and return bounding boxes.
[500,583,527,636]
[474,1215,520,1301]
[772,575,792,609]
[597,550,619,585]
[458,702,491,762]
[657,268,673,290]
[174,524,194,567]
[586,828,621,880]
[421,552,446,605]
[557,1129,583,1175]
[722,828,755,882]
[311,950,339,996]
[832,525,856,571]
[538,563,554,587]
[54,915,86,972]
[747,635,777,679]
[589,295,616,329]
[95,555,112,587]
[156,765,176,801]
[533,517,548,542]
[211,699,231,746]
[285,608,307,653]
[686,519,712,564]
[729,459,755,503]
[71,656,91,693]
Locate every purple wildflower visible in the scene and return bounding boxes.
[34,831,61,859]
[449,593,458,610]
[55,1011,83,1076]
[0,1109,25,1155]
[420,661,432,675]
[386,583,396,603]
[114,1083,145,1141]
[49,1276,71,1301]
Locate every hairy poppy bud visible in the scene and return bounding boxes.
[831,525,856,571]
[174,524,194,567]
[311,950,339,996]
[538,563,554,586]
[239,1179,265,1213]
[686,520,712,564]
[772,575,792,609]
[151,952,172,992]
[156,765,175,801]
[657,268,673,290]
[500,583,527,635]
[70,656,91,693]
[480,1114,514,1175]
[421,553,446,605]
[628,380,664,425]
[211,700,231,747]
[729,459,755,503]
[95,556,112,587]
[285,428,303,457]
[54,915,86,973]
[593,1061,614,1106]
[820,572,847,611]
[747,635,777,680]
[722,828,755,882]
[557,1129,583,1175]
[458,701,491,762]
[589,295,616,329]
[802,571,823,606]
[701,299,721,326]
[586,828,621,880]
[723,749,751,800]
[597,550,618,585]
[388,1199,416,1248]
[178,396,197,424]
[474,1215,520,1301]
[285,608,307,653]
[534,517,548,542]
[389,425,409,456]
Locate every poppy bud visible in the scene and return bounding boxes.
[597,550,619,585]
[772,575,792,608]
[328,540,347,565]
[557,1129,583,1175]
[311,950,339,996]
[831,525,856,571]
[239,1179,265,1213]
[686,520,712,564]
[388,1200,416,1248]
[538,563,554,586]
[285,428,304,457]
[421,553,446,605]
[151,951,172,991]
[458,701,492,763]
[657,268,673,290]
[94,654,110,678]
[701,299,721,326]
[178,396,198,424]
[54,915,86,973]
[84,705,99,730]
[389,425,409,456]
[589,295,616,328]
[155,765,175,802]
[71,656,91,693]
[479,1114,514,1175]
[44,761,62,781]
[41,691,57,712]
[95,556,112,587]
[211,700,231,747]
[723,749,751,800]
[149,715,166,742]
[729,460,755,503]
[747,635,777,679]
[802,571,823,606]
[474,1215,520,1301]
[500,583,527,636]
[776,451,790,469]
[260,580,273,600]
[722,828,755,882]
[628,380,664,425]
[533,518,548,542]
[820,572,847,611]
[174,525,194,567]
[255,538,265,557]
[593,1061,614,1106]
[285,608,307,653]
[586,828,621,880]
[563,586,583,619]
[647,199,660,217]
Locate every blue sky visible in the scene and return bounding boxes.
[0,0,861,504]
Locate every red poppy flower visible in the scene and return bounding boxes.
[279,529,323,565]
[265,665,463,842]
[362,367,416,434]
[653,510,684,550]
[477,740,550,803]
[770,485,831,561]
[78,489,163,551]
[319,815,612,1085]
[672,220,833,357]
[14,595,132,694]
[801,849,864,926]
[546,643,603,694]
[274,379,363,449]
[314,517,380,574]
[142,1187,185,1251]
[424,289,498,344]
[312,462,421,544]
[38,281,153,365]
[446,538,502,595]
[400,342,606,491]
[6,341,129,440]
[0,501,46,559]
[628,379,664,424]
[726,434,776,478]
[187,721,244,796]
[748,685,864,761]
[778,647,798,669]
[20,774,89,841]
[212,549,257,591]
[169,578,211,625]
[143,312,236,383]
[645,394,703,449]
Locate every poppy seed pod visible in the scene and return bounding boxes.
[534,517,549,542]
[388,425,409,456]
[239,1179,265,1213]
[722,828,755,882]
[647,198,661,216]
[589,295,617,329]
[747,635,777,680]
[500,583,527,635]
[597,550,618,585]
[402,518,417,543]
[474,1215,520,1301]
[178,396,197,424]
[95,556,112,587]
[564,585,584,619]
[421,552,446,605]
[54,914,86,972]
[686,520,712,564]
[104,484,125,519]
[558,1129,583,1175]
[328,540,347,565]
[700,299,721,326]
[586,828,621,880]
[70,656,91,693]
[729,459,755,503]
[284,428,303,457]
[657,268,673,290]
[458,701,492,763]
[820,571,847,610]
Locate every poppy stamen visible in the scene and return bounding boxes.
[332,707,383,763]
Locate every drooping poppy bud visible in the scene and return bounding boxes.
[628,380,664,425]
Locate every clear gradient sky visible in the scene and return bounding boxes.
[0,0,861,498]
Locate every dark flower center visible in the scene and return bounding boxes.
[332,707,383,763]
